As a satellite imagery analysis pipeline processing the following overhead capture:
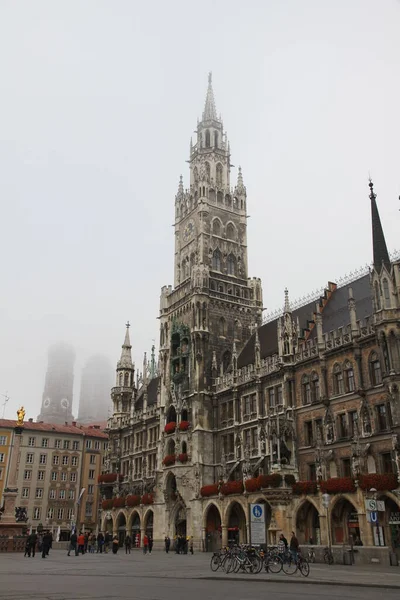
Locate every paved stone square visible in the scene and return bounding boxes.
[1,549,400,599]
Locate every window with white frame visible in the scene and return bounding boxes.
[55,439,61,449]
[57,508,64,520]
[68,490,75,500]
[28,437,35,447]
[67,508,74,520]
[39,454,47,465]
[61,472,67,481]
[72,441,79,451]
[59,489,66,500]
[47,508,54,519]
[88,469,95,479]
[70,472,77,482]
[22,487,29,498]
[86,440,92,449]
[90,454,96,464]
[63,440,70,450]
[37,471,45,481]
[49,489,56,499]
[53,455,59,465]
[0,436,7,446]
[41,438,49,448]
[26,453,34,464]
[35,488,43,499]
[62,456,69,466]
[71,456,78,467]
[88,484,94,494]
[94,441,100,450]
[23,470,31,480]
[51,471,57,481]
[33,507,41,520]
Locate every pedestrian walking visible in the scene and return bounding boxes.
[41,531,51,559]
[84,532,89,554]
[24,534,31,557]
[290,531,299,561]
[143,534,149,554]
[112,536,119,554]
[68,531,78,556]
[125,534,132,554]
[189,536,194,555]
[47,531,53,556]
[104,531,111,554]
[89,533,96,553]
[97,531,104,553]
[148,536,153,554]
[77,532,85,555]
[29,532,38,558]
[164,536,170,553]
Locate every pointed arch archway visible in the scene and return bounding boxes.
[116,510,127,546]
[330,495,360,545]
[225,500,247,545]
[377,492,400,551]
[144,509,154,539]
[204,502,222,552]
[128,510,141,548]
[295,499,321,545]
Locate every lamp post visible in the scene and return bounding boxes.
[322,493,331,551]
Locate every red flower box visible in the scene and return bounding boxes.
[126,495,141,507]
[358,473,398,492]
[178,453,189,463]
[245,477,260,492]
[164,421,176,434]
[257,473,282,489]
[141,493,154,505]
[163,454,176,466]
[101,499,113,510]
[200,484,219,497]
[98,473,123,484]
[292,480,318,495]
[320,477,356,494]
[221,481,244,496]
[179,421,190,431]
[112,497,126,508]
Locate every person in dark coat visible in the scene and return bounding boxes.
[24,534,31,557]
[68,532,78,556]
[148,536,153,554]
[165,536,171,553]
[125,535,132,554]
[29,532,38,558]
[97,531,104,553]
[47,531,53,556]
[41,531,51,558]
[290,531,299,561]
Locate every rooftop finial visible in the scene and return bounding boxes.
[118,322,133,370]
[202,72,217,121]
[284,288,291,313]
[235,166,246,195]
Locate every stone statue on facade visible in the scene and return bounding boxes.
[16,407,25,426]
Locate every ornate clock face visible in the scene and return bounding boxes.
[43,397,51,409]
[61,398,69,409]
[182,220,194,243]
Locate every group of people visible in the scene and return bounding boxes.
[24,530,53,559]
[169,535,193,555]
[278,531,299,559]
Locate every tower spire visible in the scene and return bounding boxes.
[369,179,390,272]
[284,288,291,313]
[202,72,217,121]
[118,322,133,369]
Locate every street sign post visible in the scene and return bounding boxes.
[249,503,266,545]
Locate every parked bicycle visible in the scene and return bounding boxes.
[307,547,316,563]
[323,546,334,565]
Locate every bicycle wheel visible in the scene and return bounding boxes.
[210,554,220,572]
[266,555,283,574]
[309,553,315,563]
[225,556,235,573]
[299,558,310,577]
[234,558,242,573]
[249,556,261,574]
[282,556,297,575]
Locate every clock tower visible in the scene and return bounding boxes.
[158,74,263,495]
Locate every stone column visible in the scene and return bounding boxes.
[221,524,228,547]
[1,426,23,524]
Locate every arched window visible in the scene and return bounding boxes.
[216,163,223,187]
[311,372,320,403]
[214,131,218,147]
[205,130,211,147]
[212,219,221,236]
[212,249,221,271]
[383,279,390,308]
[205,161,210,183]
[181,408,188,422]
[302,375,311,405]
[182,441,187,454]
[333,363,344,395]
[226,223,235,240]
[225,194,232,207]
[343,361,355,393]
[227,254,236,276]
[167,405,177,424]
[370,352,382,386]
[219,317,226,336]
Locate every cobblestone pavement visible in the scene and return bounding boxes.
[0,550,399,599]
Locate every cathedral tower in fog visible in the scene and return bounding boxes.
[77,355,114,424]
[37,342,75,424]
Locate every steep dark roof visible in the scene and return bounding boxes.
[370,181,390,272]
[135,376,160,410]
[238,274,372,368]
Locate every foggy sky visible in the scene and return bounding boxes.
[1,0,399,420]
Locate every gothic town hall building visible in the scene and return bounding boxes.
[101,76,400,560]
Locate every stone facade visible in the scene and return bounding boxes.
[102,76,400,559]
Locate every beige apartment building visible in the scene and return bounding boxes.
[0,419,107,539]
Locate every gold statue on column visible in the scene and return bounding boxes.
[16,406,25,426]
